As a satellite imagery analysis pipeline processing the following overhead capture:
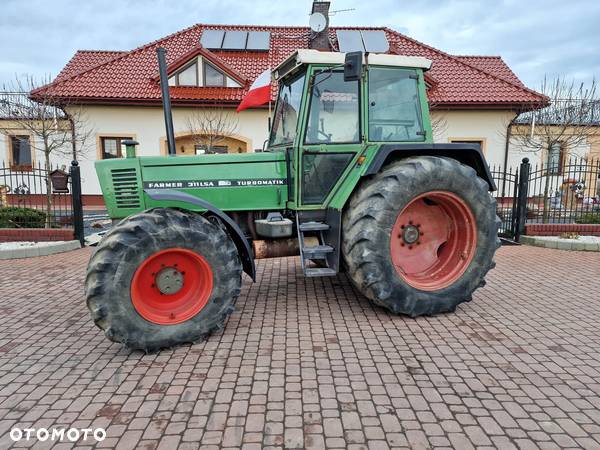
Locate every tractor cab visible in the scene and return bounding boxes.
[265,49,433,209]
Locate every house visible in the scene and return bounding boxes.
[31,2,547,204]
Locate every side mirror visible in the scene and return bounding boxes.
[344,51,363,82]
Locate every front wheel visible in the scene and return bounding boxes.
[342,156,500,317]
[85,208,242,352]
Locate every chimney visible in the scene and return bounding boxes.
[309,1,331,50]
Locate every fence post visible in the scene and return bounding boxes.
[514,157,531,242]
[70,160,85,247]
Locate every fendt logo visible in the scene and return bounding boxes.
[10,427,106,443]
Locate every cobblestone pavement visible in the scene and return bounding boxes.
[0,246,599,450]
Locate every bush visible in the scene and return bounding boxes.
[0,207,47,228]
[575,212,600,224]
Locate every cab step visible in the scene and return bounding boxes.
[297,215,338,278]
[305,267,337,277]
[302,245,334,259]
[298,221,330,232]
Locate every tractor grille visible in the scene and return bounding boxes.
[111,168,141,208]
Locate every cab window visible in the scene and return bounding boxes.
[269,71,306,147]
[368,68,424,142]
[305,71,360,145]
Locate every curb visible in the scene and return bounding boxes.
[0,240,82,260]
[520,235,600,252]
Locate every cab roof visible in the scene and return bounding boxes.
[273,49,432,80]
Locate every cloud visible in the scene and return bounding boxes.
[0,0,598,89]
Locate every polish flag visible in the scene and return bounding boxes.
[236,69,272,112]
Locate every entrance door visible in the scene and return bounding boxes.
[300,70,363,207]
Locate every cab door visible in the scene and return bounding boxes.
[298,69,364,208]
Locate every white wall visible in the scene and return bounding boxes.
[431,109,516,169]
[64,106,516,195]
[67,105,270,194]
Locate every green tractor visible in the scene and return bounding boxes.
[86,49,499,352]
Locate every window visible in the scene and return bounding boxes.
[302,153,354,204]
[195,144,228,154]
[269,71,306,147]
[449,139,485,153]
[368,68,424,142]
[167,59,232,87]
[547,143,563,175]
[204,62,225,87]
[305,71,360,145]
[10,135,32,169]
[177,62,198,86]
[100,137,132,159]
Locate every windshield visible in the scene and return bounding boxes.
[368,67,425,142]
[269,71,306,147]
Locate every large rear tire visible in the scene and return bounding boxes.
[85,208,242,352]
[342,156,500,317]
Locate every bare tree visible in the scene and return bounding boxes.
[510,76,600,221]
[428,101,449,138]
[187,108,239,154]
[512,76,599,157]
[0,75,92,226]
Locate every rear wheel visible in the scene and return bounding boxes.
[342,156,500,316]
[85,208,242,352]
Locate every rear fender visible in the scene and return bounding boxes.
[364,143,496,191]
[144,189,256,281]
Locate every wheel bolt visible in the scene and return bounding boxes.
[401,225,405,229]
[408,245,413,250]
[417,242,421,245]
[401,243,405,247]
[409,220,413,225]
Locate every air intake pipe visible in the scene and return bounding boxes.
[156,47,176,156]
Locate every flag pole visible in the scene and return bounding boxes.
[268,100,272,132]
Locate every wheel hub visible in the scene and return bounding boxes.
[130,248,214,325]
[390,191,477,291]
[402,224,420,245]
[155,267,184,295]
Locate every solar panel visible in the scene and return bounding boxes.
[361,30,389,53]
[246,31,270,51]
[222,31,248,50]
[336,30,364,53]
[200,30,225,49]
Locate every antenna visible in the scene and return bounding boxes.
[329,8,356,15]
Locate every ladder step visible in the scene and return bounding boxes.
[298,221,330,232]
[305,267,337,277]
[302,245,334,259]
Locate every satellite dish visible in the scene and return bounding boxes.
[309,12,327,33]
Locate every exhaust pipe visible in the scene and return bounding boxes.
[156,47,176,156]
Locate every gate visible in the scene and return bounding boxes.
[491,156,600,241]
[490,164,519,239]
[0,160,84,245]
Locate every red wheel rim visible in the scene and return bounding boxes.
[131,248,213,325]
[390,191,477,291]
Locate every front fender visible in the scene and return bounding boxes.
[144,189,256,281]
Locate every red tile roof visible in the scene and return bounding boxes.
[35,24,545,110]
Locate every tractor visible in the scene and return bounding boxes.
[86,49,500,352]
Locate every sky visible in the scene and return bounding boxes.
[1,0,599,90]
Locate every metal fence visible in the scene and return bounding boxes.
[0,160,84,244]
[491,156,600,240]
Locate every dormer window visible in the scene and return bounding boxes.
[168,57,241,88]
[204,62,225,86]
[175,62,198,86]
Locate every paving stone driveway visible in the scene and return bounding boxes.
[0,246,599,450]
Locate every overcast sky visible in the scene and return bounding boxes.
[1,0,598,90]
